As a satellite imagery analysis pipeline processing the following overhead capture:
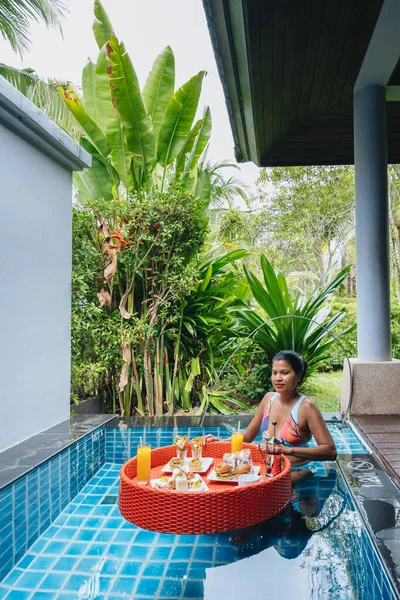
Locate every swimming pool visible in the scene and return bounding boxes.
[0,423,396,599]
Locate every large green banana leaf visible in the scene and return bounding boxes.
[142,46,175,143]
[183,106,212,175]
[82,59,105,130]
[79,137,120,198]
[157,71,205,167]
[106,36,156,177]
[175,119,204,175]
[94,48,134,190]
[58,84,111,157]
[93,0,113,50]
[73,154,113,201]
[195,168,211,204]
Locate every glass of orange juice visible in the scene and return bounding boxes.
[137,444,151,485]
[231,432,243,453]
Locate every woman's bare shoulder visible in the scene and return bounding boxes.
[259,391,274,409]
[301,397,323,417]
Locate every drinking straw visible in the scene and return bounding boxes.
[140,436,143,447]
[237,421,240,433]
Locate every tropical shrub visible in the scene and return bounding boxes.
[60,1,235,415]
[234,255,356,377]
[176,247,253,414]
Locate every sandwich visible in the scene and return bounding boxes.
[235,463,251,475]
[214,462,233,479]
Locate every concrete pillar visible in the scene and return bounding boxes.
[354,84,391,361]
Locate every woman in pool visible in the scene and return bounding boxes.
[206,350,337,483]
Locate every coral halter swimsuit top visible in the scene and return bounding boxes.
[260,393,309,447]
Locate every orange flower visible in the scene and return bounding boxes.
[110,227,129,250]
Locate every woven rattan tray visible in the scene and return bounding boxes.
[119,441,292,534]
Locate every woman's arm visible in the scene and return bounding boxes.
[277,403,337,462]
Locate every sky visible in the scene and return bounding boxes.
[0,0,261,195]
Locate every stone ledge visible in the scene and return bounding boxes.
[341,358,400,415]
[0,414,117,491]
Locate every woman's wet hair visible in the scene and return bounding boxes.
[272,350,308,383]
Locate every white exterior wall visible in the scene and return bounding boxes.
[0,122,73,451]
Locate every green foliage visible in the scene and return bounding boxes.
[52,1,212,201]
[235,255,356,376]
[222,356,271,405]
[0,0,64,55]
[256,165,355,280]
[320,296,400,369]
[391,298,400,359]
[300,372,343,413]
[0,64,82,137]
[71,174,252,415]
[71,209,122,406]
[318,297,357,370]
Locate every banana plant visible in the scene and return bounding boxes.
[53,0,212,202]
[235,255,356,375]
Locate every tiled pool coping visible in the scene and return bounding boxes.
[0,413,343,493]
[338,454,400,597]
[0,415,117,492]
[107,411,343,429]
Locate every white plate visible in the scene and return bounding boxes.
[207,465,261,484]
[150,474,209,492]
[161,457,214,474]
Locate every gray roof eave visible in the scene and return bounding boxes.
[0,76,91,172]
[203,0,252,164]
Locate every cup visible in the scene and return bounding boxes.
[176,447,187,462]
[191,438,203,460]
[137,444,151,485]
[231,432,243,453]
[238,473,260,487]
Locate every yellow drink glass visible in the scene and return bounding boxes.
[137,444,151,485]
[231,432,243,453]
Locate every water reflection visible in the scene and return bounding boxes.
[231,469,340,556]
[205,467,366,600]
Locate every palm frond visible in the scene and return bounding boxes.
[0,63,82,138]
[0,0,66,55]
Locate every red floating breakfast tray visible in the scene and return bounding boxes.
[119,441,292,534]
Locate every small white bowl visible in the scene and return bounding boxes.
[237,473,261,487]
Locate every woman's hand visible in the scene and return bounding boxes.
[204,434,220,443]
[273,444,292,456]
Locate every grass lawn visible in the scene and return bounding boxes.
[300,371,342,413]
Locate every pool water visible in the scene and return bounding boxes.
[0,425,395,600]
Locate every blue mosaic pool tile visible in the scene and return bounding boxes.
[3,591,32,600]
[0,427,106,582]
[136,577,161,596]
[142,562,165,577]
[183,580,204,599]
[15,570,46,589]
[159,578,184,598]
[111,576,137,595]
